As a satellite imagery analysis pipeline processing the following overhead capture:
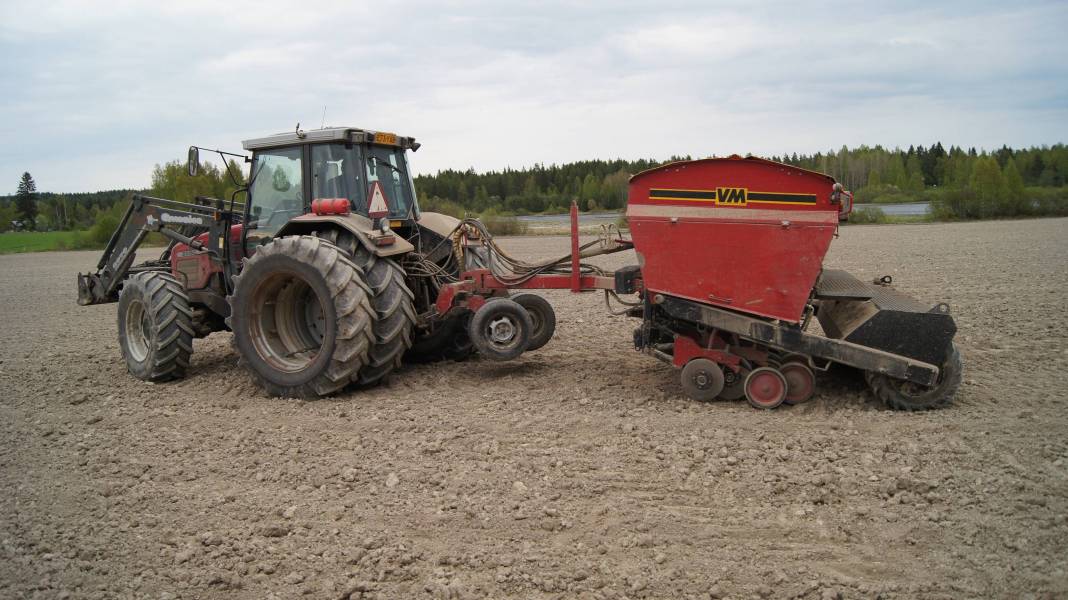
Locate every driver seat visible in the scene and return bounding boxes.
[317,162,344,199]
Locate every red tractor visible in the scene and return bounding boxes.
[78,126,540,397]
[79,131,960,410]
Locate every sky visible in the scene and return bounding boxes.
[1,0,1066,194]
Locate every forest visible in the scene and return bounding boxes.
[2,142,1066,238]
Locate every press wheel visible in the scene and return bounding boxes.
[744,367,787,409]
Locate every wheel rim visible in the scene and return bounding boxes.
[487,315,518,345]
[125,299,151,362]
[681,358,725,401]
[781,363,816,404]
[248,271,328,373]
[745,367,787,408]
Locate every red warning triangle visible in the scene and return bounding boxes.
[367,181,389,218]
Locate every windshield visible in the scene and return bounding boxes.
[309,143,415,219]
[364,145,415,219]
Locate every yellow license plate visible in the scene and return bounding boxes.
[374,132,398,145]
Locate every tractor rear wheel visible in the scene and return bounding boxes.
[229,235,376,398]
[868,344,962,411]
[117,271,194,381]
[316,230,416,386]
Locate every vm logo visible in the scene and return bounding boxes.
[716,187,748,206]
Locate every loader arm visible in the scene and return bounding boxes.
[77,194,239,305]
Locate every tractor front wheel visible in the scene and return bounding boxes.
[117,271,194,382]
[229,236,376,398]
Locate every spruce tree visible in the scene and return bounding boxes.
[15,172,38,229]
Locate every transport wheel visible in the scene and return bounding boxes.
[117,271,194,382]
[467,298,532,361]
[512,293,556,351]
[744,367,788,409]
[229,235,376,398]
[781,362,816,405]
[868,344,962,411]
[718,367,749,400]
[317,230,416,386]
[680,358,725,402]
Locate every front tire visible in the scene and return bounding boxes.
[229,236,376,398]
[117,271,194,382]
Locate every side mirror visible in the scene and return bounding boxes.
[187,146,199,176]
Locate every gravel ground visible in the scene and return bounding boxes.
[1,217,1067,599]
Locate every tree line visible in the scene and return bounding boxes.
[3,143,1066,233]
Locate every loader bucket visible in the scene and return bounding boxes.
[77,272,112,306]
[814,269,957,368]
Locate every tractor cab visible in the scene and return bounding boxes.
[240,127,422,246]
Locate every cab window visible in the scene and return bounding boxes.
[364,145,413,219]
[248,146,303,239]
[311,143,363,206]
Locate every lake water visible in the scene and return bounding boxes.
[855,202,930,216]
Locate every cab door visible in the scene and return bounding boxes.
[244,145,307,256]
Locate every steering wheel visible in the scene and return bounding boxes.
[264,198,304,228]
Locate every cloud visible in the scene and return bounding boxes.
[0,0,1065,193]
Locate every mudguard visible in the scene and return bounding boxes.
[276,213,414,257]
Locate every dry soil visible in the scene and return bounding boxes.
[1,218,1067,599]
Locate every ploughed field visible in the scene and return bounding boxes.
[1,218,1066,599]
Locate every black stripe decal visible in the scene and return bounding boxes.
[748,192,816,203]
[648,189,716,200]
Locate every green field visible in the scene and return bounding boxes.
[0,231,101,254]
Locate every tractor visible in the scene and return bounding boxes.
[77,126,545,397]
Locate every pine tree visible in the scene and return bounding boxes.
[15,172,38,229]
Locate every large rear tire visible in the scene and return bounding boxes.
[229,235,377,398]
[868,344,962,411]
[317,229,416,386]
[117,271,194,382]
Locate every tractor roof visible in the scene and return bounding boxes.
[242,127,418,151]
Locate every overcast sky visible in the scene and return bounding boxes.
[1,0,1065,194]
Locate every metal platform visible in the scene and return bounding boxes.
[815,269,873,300]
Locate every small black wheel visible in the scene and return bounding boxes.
[512,293,556,351]
[868,344,962,411]
[680,358,725,402]
[467,299,532,361]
